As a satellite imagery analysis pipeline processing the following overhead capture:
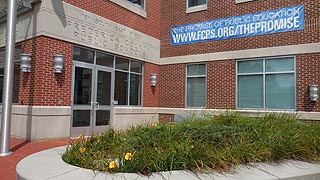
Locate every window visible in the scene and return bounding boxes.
[235,0,258,4]
[73,47,94,64]
[109,0,146,18]
[127,0,144,8]
[188,0,206,8]
[96,52,113,67]
[187,0,207,13]
[0,47,21,104]
[237,57,296,110]
[73,47,143,106]
[115,57,143,106]
[186,64,206,107]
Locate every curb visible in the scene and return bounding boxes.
[16,146,320,180]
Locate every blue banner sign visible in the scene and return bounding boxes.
[170,5,304,46]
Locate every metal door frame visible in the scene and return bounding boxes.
[93,65,114,134]
[70,61,114,137]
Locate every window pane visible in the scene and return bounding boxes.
[238,60,263,73]
[187,64,206,76]
[73,47,94,63]
[97,71,111,105]
[127,0,144,8]
[238,75,263,108]
[96,110,110,126]
[187,77,206,107]
[0,68,3,103]
[13,47,21,103]
[115,71,128,105]
[15,46,22,61]
[130,61,143,73]
[130,74,142,105]
[74,67,92,105]
[13,63,20,103]
[188,0,206,7]
[116,57,129,71]
[0,47,21,104]
[266,74,295,109]
[0,47,21,63]
[96,52,114,67]
[73,110,90,127]
[265,57,294,72]
[0,50,4,63]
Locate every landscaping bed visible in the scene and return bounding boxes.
[62,113,320,175]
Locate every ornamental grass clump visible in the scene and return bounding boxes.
[62,113,320,175]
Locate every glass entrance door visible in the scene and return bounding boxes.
[71,62,113,137]
[94,67,113,133]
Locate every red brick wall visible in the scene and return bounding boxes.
[18,36,162,107]
[296,53,320,112]
[64,0,161,39]
[143,62,160,107]
[159,60,236,109]
[159,53,320,112]
[159,64,186,108]
[161,0,320,58]
[159,0,319,112]
[14,1,319,113]
[207,60,236,109]
[19,36,73,106]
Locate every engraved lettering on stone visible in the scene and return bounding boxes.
[115,26,126,33]
[103,39,108,47]
[95,19,104,27]
[130,31,142,40]
[95,17,112,29]
[66,16,149,59]
[88,27,93,43]
[0,28,5,43]
[82,14,90,21]
[110,35,119,43]
[94,29,100,45]
[74,22,80,37]
[101,31,107,47]
[81,24,87,41]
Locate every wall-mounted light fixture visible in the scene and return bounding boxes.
[53,54,64,73]
[150,73,157,86]
[20,54,32,72]
[310,85,318,101]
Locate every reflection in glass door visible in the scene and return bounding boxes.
[94,67,113,134]
[71,62,113,137]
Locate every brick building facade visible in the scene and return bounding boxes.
[0,0,318,141]
[160,0,319,112]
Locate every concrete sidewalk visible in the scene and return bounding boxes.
[17,146,320,180]
[0,138,68,180]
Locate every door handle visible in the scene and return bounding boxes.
[91,102,100,110]
[112,100,118,105]
[94,102,99,110]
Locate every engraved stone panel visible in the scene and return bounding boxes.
[0,0,160,64]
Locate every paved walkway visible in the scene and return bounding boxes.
[0,138,68,180]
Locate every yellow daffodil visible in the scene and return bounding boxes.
[109,161,117,168]
[125,153,133,161]
[78,134,83,139]
[79,147,86,153]
[151,122,158,127]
